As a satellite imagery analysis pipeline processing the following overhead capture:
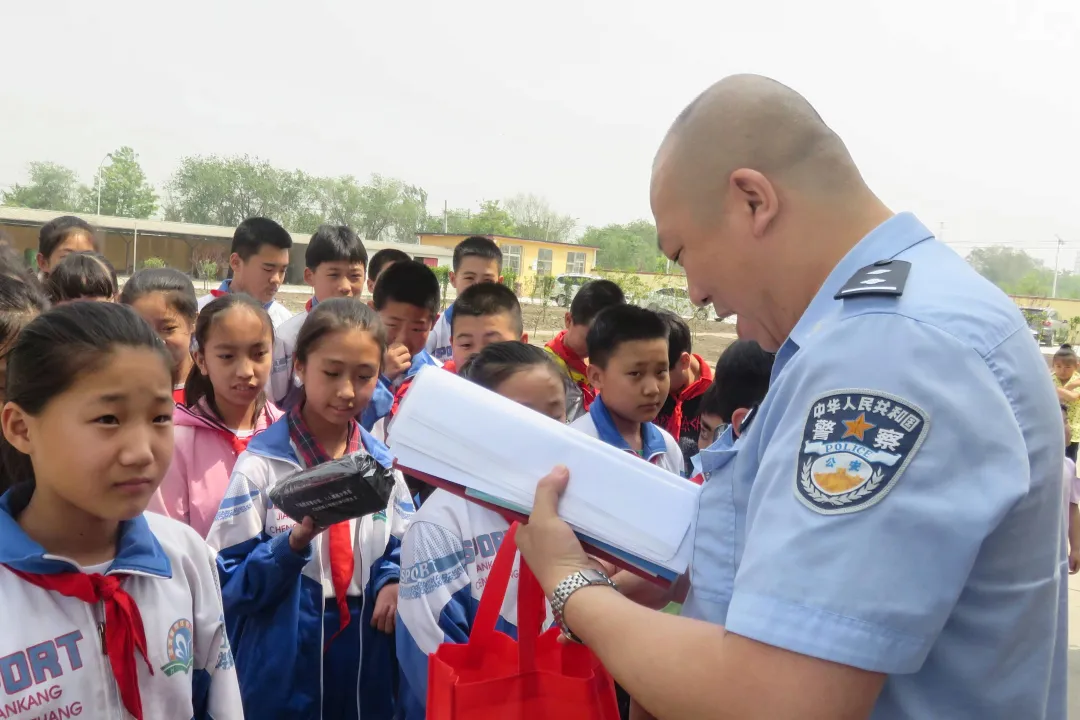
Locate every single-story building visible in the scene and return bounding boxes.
[0,206,453,284]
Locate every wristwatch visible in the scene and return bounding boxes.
[550,568,617,643]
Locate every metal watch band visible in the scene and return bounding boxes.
[550,568,617,643]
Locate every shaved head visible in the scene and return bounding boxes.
[655,74,867,216]
[651,75,892,352]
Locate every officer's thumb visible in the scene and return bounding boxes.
[531,465,570,520]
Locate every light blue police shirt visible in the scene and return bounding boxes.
[686,213,1067,718]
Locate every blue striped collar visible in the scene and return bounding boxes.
[589,396,667,460]
[0,486,172,577]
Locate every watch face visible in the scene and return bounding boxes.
[579,568,607,583]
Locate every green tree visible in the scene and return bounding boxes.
[432,265,451,309]
[389,184,431,243]
[355,174,404,241]
[465,200,517,236]
[165,155,308,227]
[349,175,433,242]
[311,175,367,229]
[503,193,576,242]
[85,147,158,218]
[582,220,669,272]
[423,200,519,237]
[1,161,87,211]
[966,247,1042,290]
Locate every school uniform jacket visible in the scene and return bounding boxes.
[424,304,454,362]
[269,307,309,410]
[395,489,552,720]
[197,279,293,328]
[205,416,414,720]
[570,396,685,476]
[0,488,243,720]
[148,400,283,539]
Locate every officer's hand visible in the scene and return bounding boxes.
[517,465,593,596]
[384,344,412,381]
[288,517,324,553]
[1070,549,1080,575]
[371,583,399,633]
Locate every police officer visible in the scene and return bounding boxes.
[516,74,1066,719]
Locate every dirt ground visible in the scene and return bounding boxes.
[277,292,737,368]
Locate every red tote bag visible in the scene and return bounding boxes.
[426,522,621,720]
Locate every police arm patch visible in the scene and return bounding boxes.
[795,390,929,515]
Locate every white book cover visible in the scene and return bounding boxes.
[389,366,700,577]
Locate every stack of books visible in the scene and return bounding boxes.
[389,367,701,585]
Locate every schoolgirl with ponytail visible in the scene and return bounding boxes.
[146,293,282,538]
[207,297,414,720]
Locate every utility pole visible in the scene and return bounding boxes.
[95,152,112,216]
[1053,235,1065,298]
[443,200,448,233]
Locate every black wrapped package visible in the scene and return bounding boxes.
[268,454,397,527]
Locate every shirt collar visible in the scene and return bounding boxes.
[405,350,441,379]
[693,425,740,477]
[774,212,934,379]
[588,396,667,460]
[217,278,278,312]
[0,487,172,577]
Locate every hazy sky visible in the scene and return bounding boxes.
[2,0,1079,267]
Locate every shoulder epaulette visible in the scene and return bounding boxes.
[834,259,910,300]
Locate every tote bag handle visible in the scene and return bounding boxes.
[468,522,546,672]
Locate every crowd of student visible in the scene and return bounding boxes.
[1,205,1075,719]
[0,212,777,719]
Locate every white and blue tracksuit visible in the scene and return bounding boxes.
[423,305,454,362]
[268,306,310,411]
[206,417,415,720]
[395,489,553,720]
[197,279,294,328]
[571,396,685,477]
[0,487,244,719]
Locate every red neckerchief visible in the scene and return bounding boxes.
[391,360,455,415]
[390,377,414,418]
[209,288,227,298]
[546,330,588,377]
[7,567,153,719]
[172,386,185,404]
[664,355,713,437]
[218,429,252,456]
[546,331,595,409]
[305,297,314,312]
[286,404,360,646]
[184,403,270,456]
[688,472,705,485]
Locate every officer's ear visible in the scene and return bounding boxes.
[729,168,779,238]
[731,407,750,437]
